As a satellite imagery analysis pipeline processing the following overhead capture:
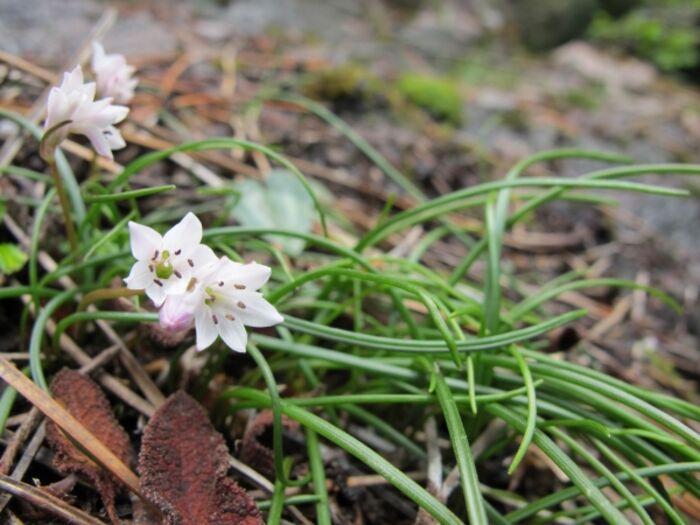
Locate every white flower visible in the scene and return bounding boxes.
[124,212,217,307]
[43,65,128,160]
[91,42,138,104]
[159,257,283,352]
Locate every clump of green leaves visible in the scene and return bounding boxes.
[588,8,699,71]
[230,169,316,256]
[0,243,27,275]
[0,204,26,275]
[395,73,462,125]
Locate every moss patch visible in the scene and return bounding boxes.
[395,73,462,125]
[303,64,378,103]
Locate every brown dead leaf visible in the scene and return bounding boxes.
[240,409,300,480]
[139,391,262,525]
[45,368,134,525]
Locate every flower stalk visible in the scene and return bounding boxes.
[47,156,78,252]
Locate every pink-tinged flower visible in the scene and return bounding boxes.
[91,42,138,104]
[158,298,194,332]
[42,65,128,160]
[124,212,217,307]
[162,258,283,353]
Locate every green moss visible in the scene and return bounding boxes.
[395,73,462,125]
[588,9,699,71]
[551,83,606,111]
[303,64,377,102]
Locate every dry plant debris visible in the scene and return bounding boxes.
[239,409,300,480]
[45,368,134,525]
[139,390,262,525]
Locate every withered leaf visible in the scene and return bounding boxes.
[240,409,299,480]
[139,391,262,525]
[45,368,134,525]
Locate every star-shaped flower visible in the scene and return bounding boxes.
[91,42,138,104]
[42,65,128,160]
[159,257,283,352]
[124,212,217,306]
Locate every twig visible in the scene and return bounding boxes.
[631,271,650,323]
[0,422,47,513]
[587,296,631,339]
[16,290,155,417]
[424,416,443,497]
[0,473,105,525]
[0,408,41,475]
[0,357,142,497]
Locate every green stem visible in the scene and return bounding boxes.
[48,157,78,252]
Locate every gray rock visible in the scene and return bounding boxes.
[0,0,177,64]
[509,0,598,51]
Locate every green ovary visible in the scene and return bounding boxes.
[155,262,173,279]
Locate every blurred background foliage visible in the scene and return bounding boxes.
[509,0,700,75]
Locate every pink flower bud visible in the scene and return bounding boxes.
[159,298,194,332]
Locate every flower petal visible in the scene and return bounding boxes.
[85,129,112,159]
[163,212,202,255]
[162,273,189,296]
[231,291,283,327]
[45,88,69,130]
[195,307,218,351]
[123,260,152,290]
[62,66,84,92]
[146,282,167,307]
[225,261,272,291]
[217,315,247,353]
[104,125,126,150]
[128,221,162,260]
[188,244,218,270]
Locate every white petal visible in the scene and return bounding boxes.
[45,88,69,129]
[123,260,152,290]
[162,274,189,296]
[227,261,272,291]
[195,307,218,351]
[217,316,247,353]
[85,129,112,159]
[189,244,218,269]
[146,282,167,307]
[62,66,84,92]
[128,221,162,260]
[104,126,126,149]
[163,212,202,255]
[232,291,283,327]
[100,103,129,124]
